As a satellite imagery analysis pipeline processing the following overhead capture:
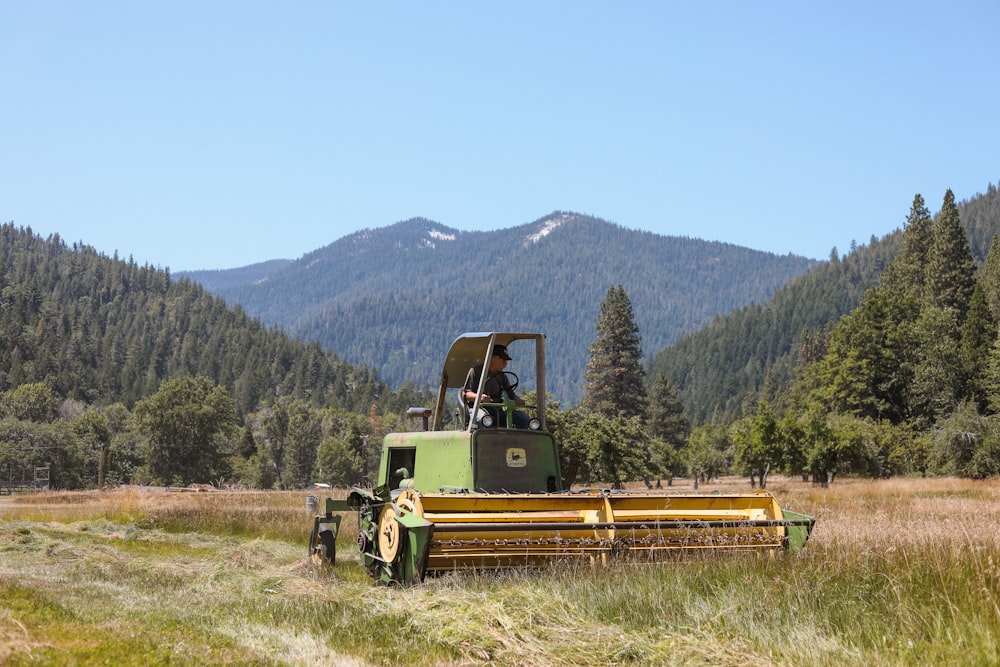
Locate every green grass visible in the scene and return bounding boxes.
[1,479,999,666]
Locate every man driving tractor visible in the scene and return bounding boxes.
[462,344,530,428]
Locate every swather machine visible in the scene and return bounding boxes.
[309,332,814,584]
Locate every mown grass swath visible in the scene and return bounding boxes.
[1,477,998,666]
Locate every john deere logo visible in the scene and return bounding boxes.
[505,448,527,467]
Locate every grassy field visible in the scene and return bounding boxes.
[1,477,998,666]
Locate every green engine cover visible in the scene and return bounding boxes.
[379,429,561,494]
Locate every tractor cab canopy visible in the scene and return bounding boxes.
[431,332,547,431]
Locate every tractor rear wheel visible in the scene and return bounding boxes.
[315,529,336,565]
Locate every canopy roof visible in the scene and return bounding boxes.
[432,332,547,430]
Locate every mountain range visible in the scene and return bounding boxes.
[180,212,819,405]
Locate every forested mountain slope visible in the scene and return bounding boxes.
[187,213,818,403]
[649,236,899,423]
[651,183,1000,424]
[0,224,394,416]
[183,259,293,292]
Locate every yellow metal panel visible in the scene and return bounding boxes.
[395,488,793,572]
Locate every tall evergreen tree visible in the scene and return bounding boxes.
[881,193,934,297]
[959,282,997,411]
[986,334,1000,414]
[978,234,1000,322]
[910,306,963,428]
[811,285,919,424]
[647,374,690,449]
[925,189,976,319]
[583,285,646,418]
[283,400,322,488]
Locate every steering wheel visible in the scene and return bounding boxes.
[502,371,519,394]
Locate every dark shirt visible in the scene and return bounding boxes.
[464,366,517,405]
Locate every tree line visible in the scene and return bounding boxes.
[0,275,691,493]
[5,183,1000,492]
[0,377,413,491]
[551,189,1000,489]
[0,222,435,490]
[651,183,1000,425]
[670,190,1000,486]
[0,223,423,416]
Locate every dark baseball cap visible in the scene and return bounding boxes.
[493,344,512,360]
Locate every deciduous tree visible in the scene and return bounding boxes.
[0,382,60,423]
[732,401,783,488]
[313,435,363,487]
[684,424,729,485]
[133,376,237,486]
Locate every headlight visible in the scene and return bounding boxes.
[480,413,494,428]
[528,418,541,430]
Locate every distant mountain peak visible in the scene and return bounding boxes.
[427,227,457,242]
[339,217,461,256]
[376,217,461,251]
[424,226,458,249]
[524,212,576,246]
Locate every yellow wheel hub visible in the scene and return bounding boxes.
[377,505,401,562]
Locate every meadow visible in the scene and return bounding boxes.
[1,477,998,666]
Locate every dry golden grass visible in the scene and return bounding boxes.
[1,486,345,542]
[790,476,1000,551]
[1,477,998,666]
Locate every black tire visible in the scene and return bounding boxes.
[317,530,336,565]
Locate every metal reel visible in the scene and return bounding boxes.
[377,505,402,562]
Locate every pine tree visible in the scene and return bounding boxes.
[812,285,919,424]
[959,282,997,411]
[647,374,690,449]
[926,189,976,319]
[910,306,963,428]
[985,334,1000,414]
[283,400,322,488]
[881,193,933,297]
[583,286,646,418]
[978,234,1000,322]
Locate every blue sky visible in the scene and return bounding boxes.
[3,2,998,271]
